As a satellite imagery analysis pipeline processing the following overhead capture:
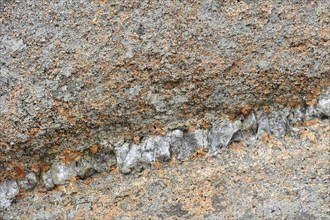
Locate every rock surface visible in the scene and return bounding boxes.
[1,120,329,219]
[1,0,329,182]
[0,105,320,192]
[0,181,19,210]
[0,0,330,217]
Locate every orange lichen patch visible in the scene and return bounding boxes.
[12,165,27,179]
[228,112,237,121]
[318,28,330,40]
[200,119,211,129]
[240,105,253,117]
[261,134,271,142]
[152,161,163,170]
[263,105,273,113]
[16,190,28,199]
[142,169,150,177]
[59,149,82,165]
[228,141,246,153]
[185,113,195,119]
[306,85,321,106]
[89,144,99,154]
[192,147,208,159]
[169,155,178,167]
[304,118,320,127]
[122,131,134,140]
[188,124,196,132]
[54,185,67,192]
[149,122,166,136]
[299,129,317,144]
[256,85,264,91]
[293,122,303,128]
[110,166,120,175]
[1,170,12,181]
[55,100,88,125]
[0,141,9,149]
[306,98,318,106]
[28,127,40,136]
[264,89,271,94]
[30,163,41,173]
[286,99,303,109]
[133,135,141,144]
[306,98,317,106]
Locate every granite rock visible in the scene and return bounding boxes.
[256,109,290,138]
[316,93,330,117]
[0,180,19,211]
[2,120,329,219]
[50,163,76,185]
[76,159,96,180]
[116,135,171,173]
[17,172,38,191]
[41,171,55,191]
[207,120,242,153]
[170,129,208,161]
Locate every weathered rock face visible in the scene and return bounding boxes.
[2,119,330,219]
[0,0,329,190]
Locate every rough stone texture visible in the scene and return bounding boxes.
[0,180,19,210]
[1,106,315,190]
[1,120,329,219]
[207,120,242,153]
[1,0,329,182]
[0,0,330,217]
[41,171,55,191]
[316,89,330,117]
[17,172,38,191]
[256,109,290,138]
[170,129,208,161]
[116,135,171,174]
[50,163,76,185]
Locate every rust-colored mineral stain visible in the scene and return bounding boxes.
[261,134,271,142]
[133,135,141,144]
[13,165,26,179]
[60,149,83,165]
[192,147,208,159]
[89,145,98,155]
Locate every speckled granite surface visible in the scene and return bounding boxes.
[1,119,329,219]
